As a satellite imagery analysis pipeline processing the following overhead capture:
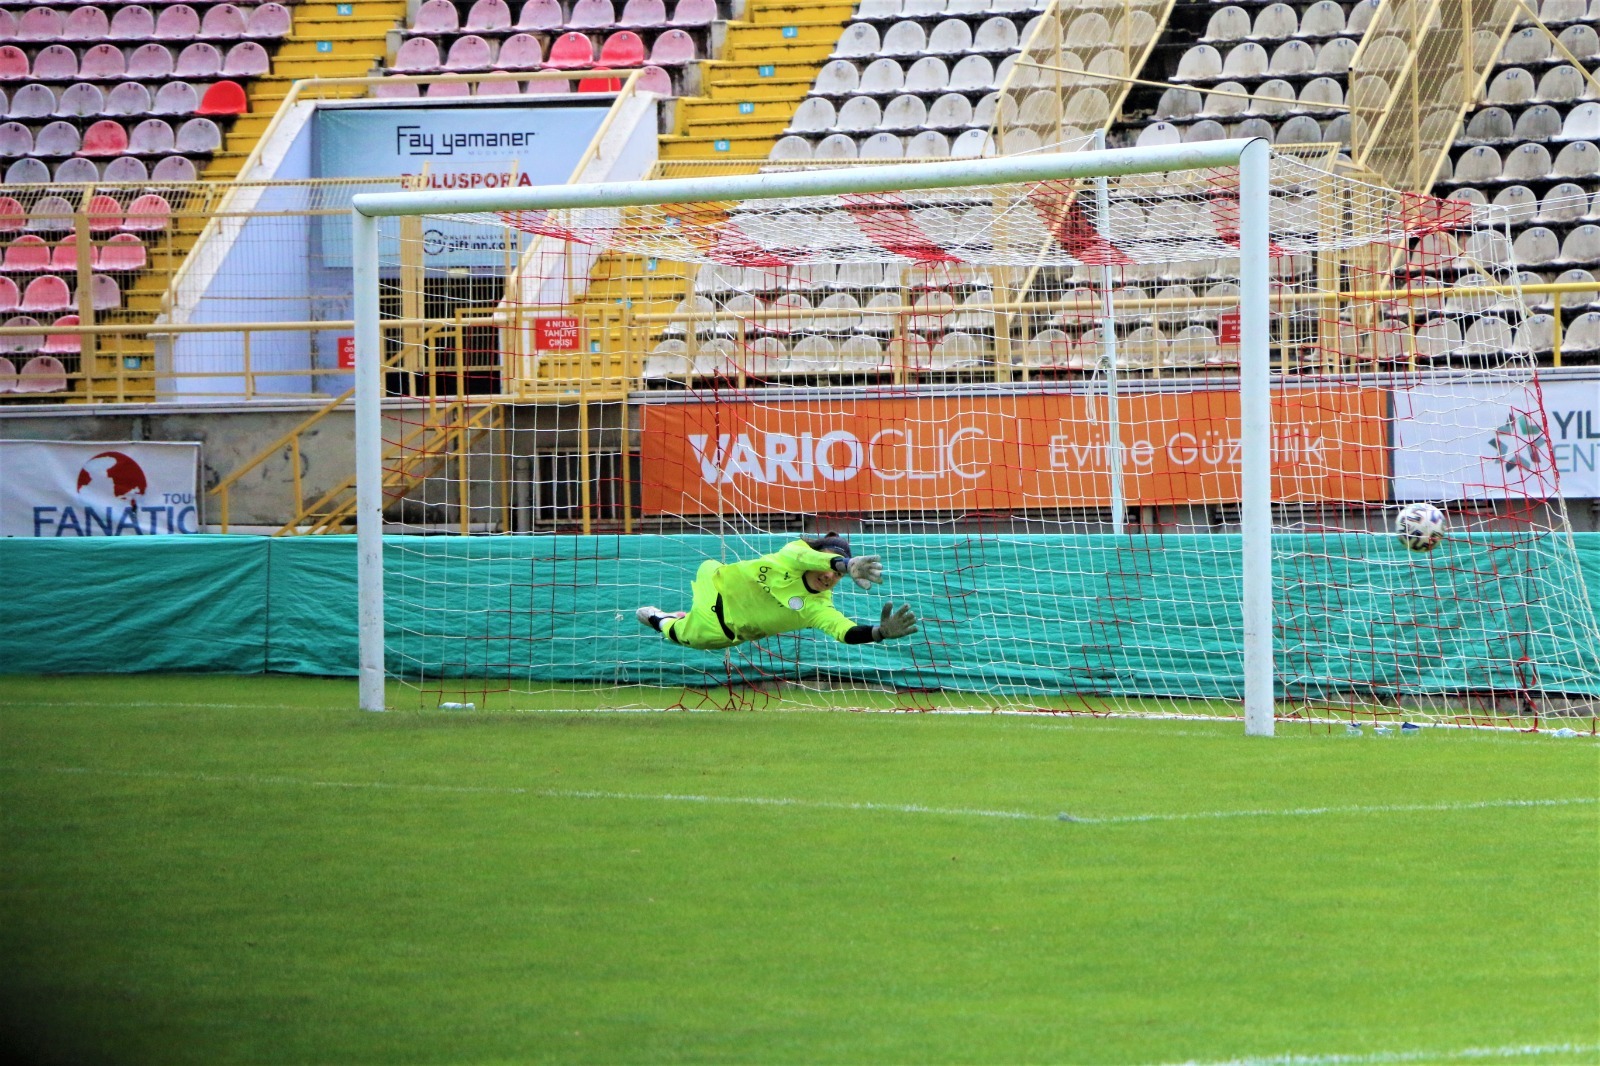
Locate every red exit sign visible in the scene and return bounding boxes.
[535,317,582,352]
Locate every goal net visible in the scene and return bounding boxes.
[354,146,1600,730]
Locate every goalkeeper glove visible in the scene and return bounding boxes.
[872,602,918,641]
[845,554,883,590]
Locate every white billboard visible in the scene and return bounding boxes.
[1392,379,1600,500]
[0,440,201,537]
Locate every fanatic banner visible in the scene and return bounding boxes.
[0,440,202,537]
[1392,378,1600,500]
[641,389,1389,515]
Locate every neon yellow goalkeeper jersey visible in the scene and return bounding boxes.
[713,540,857,643]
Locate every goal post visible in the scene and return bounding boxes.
[351,140,1277,724]
[347,140,1600,731]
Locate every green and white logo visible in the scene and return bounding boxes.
[1489,412,1547,471]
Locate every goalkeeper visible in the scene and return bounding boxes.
[636,533,919,650]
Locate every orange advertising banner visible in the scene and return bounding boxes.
[640,388,1390,515]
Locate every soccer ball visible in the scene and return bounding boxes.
[1395,502,1446,552]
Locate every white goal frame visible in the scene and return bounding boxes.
[350,139,1276,733]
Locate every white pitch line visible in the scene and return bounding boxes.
[1161,1040,1600,1066]
[2,765,1595,827]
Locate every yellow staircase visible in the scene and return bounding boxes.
[660,0,857,159]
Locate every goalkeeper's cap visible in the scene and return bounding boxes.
[804,532,852,558]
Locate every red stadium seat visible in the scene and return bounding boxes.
[647,29,696,66]
[79,120,132,158]
[32,122,83,158]
[516,0,564,31]
[465,0,513,32]
[545,32,597,69]
[2,236,51,274]
[63,6,111,42]
[426,80,472,98]
[598,32,647,67]
[43,316,82,356]
[176,42,224,78]
[197,80,248,116]
[0,10,14,43]
[245,2,292,39]
[494,34,544,71]
[0,355,16,393]
[223,41,271,77]
[577,69,623,92]
[124,194,173,233]
[0,276,16,313]
[128,43,177,79]
[16,355,68,393]
[153,81,201,116]
[80,45,130,81]
[21,276,72,315]
[155,4,202,40]
[86,195,125,234]
[619,0,667,29]
[568,0,617,31]
[18,6,66,41]
[98,234,148,272]
[30,46,80,82]
[129,120,176,156]
[109,5,157,41]
[50,235,85,273]
[0,46,30,82]
[200,3,249,39]
[0,197,22,234]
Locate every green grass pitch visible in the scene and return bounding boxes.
[2,675,1596,1065]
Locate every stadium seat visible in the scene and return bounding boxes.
[494,34,544,70]
[177,43,225,78]
[545,33,596,69]
[30,46,79,83]
[1552,267,1599,309]
[927,18,972,55]
[1559,102,1600,141]
[105,82,154,116]
[1174,45,1223,82]
[33,122,82,158]
[393,37,443,73]
[925,92,972,129]
[7,84,54,121]
[153,81,201,116]
[55,83,105,120]
[98,233,147,272]
[860,132,904,159]
[474,77,522,97]
[882,21,927,57]
[1465,106,1513,143]
[647,29,695,66]
[1462,316,1514,355]
[837,96,882,133]
[950,128,993,158]
[245,3,292,39]
[127,43,177,80]
[49,234,84,272]
[1537,65,1588,103]
[20,276,70,315]
[568,0,617,32]
[53,158,99,184]
[517,0,564,32]
[1503,27,1553,65]
[834,23,880,60]
[1535,184,1587,224]
[575,70,622,93]
[1562,310,1600,353]
[0,198,20,235]
[41,315,81,356]
[1203,5,1250,42]
[77,44,125,81]
[788,97,835,134]
[197,80,248,116]
[768,135,812,161]
[124,194,173,233]
[150,156,198,183]
[3,159,47,184]
[1554,141,1600,179]
[598,32,648,67]
[90,276,120,313]
[426,80,473,98]
[2,236,51,273]
[1503,142,1554,182]
[1559,223,1600,263]
[671,0,716,27]
[62,5,111,42]
[412,0,460,33]
[129,119,178,156]
[158,4,204,39]
[15,354,67,392]
[465,0,514,32]
[443,35,494,72]
[908,128,952,155]
[1487,68,1535,106]
[1223,42,1269,78]
[108,5,156,40]
[1514,104,1562,143]
[1513,226,1560,268]
[80,120,132,157]
[0,319,40,357]
[223,41,270,78]
[814,59,862,96]
[175,117,222,154]
[0,46,27,82]
[1315,37,1356,74]
[904,56,949,93]
[814,133,859,160]
[0,279,14,315]
[619,0,667,28]
[1557,23,1600,60]
[857,58,902,96]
